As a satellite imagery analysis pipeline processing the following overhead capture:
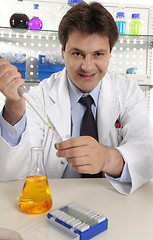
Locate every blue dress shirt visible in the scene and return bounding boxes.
[62,78,102,178]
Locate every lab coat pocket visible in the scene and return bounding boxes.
[116,127,122,146]
[115,120,123,146]
[107,124,123,147]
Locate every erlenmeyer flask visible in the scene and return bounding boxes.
[18,147,52,214]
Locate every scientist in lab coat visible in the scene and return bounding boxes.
[0,2,153,195]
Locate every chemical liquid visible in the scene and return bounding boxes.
[129,21,141,35]
[28,17,43,30]
[129,14,141,35]
[10,13,29,29]
[18,175,52,214]
[28,4,43,30]
[116,21,126,35]
[116,12,126,35]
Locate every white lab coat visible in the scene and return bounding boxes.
[0,68,153,195]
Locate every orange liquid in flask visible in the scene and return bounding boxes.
[18,175,52,214]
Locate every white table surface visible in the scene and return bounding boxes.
[0,178,153,240]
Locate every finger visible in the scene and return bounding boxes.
[56,144,90,158]
[0,71,21,87]
[3,78,24,95]
[0,58,10,66]
[0,63,21,94]
[72,164,89,173]
[72,164,97,174]
[0,74,22,96]
[66,155,88,164]
[66,156,96,169]
[0,62,18,78]
[55,136,96,150]
[72,159,103,174]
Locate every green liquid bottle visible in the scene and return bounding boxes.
[129,13,141,35]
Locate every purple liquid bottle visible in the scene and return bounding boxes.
[28,4,43,30]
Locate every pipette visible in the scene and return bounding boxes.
[18,86,62,141]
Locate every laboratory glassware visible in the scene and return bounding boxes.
[28,4,43,30]
[129,13,141,35]
[10,0,29,29]
[116,12,126,35]
[18,147,52,214]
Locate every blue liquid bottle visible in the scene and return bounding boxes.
[116,12,126,35]
[68,0,83,6]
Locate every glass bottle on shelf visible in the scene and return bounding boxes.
[28,3,43,30]
[68,0,83,6]
[129,13,141,35]
[10,0,29,29]
[18,147,52,214]
[116,12,126,35]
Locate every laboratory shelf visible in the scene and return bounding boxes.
[0,26,153,45]
[0,26,58,36]
[0,1,153,109]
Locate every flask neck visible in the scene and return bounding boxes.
[16,0,24,14]
[27,147,46,177]
[132,18,140,22]
[116,16,125,21]
[32,4,40,17]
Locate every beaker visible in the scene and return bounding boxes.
[0,228,23,240]
[18,147,52,214]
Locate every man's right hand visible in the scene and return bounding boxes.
[0,58,25,125]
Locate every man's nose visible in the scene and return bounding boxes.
[81,56,93,72]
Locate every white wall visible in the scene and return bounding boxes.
[0,0,153,123]
[1,0,153,29]
[101,0,153,4]
[23,0,153,5]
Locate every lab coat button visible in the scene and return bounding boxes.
[60,160,65,165]
[10,131,16,135]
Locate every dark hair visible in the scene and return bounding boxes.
[58,1,119,52]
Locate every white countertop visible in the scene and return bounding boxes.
[0,178,153,240]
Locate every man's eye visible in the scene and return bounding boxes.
[73,52,82,56]
[96,53,104,56]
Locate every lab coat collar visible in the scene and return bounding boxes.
[45,69,120,142]
[46,68,71,139]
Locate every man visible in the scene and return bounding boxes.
[0,2,153,195]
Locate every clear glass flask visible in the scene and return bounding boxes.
[18,147,52,214]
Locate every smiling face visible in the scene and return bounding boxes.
[61,30,111,93]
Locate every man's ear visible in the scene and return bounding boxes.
[61,45,64,59]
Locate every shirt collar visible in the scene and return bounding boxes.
[67,75,102,108]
